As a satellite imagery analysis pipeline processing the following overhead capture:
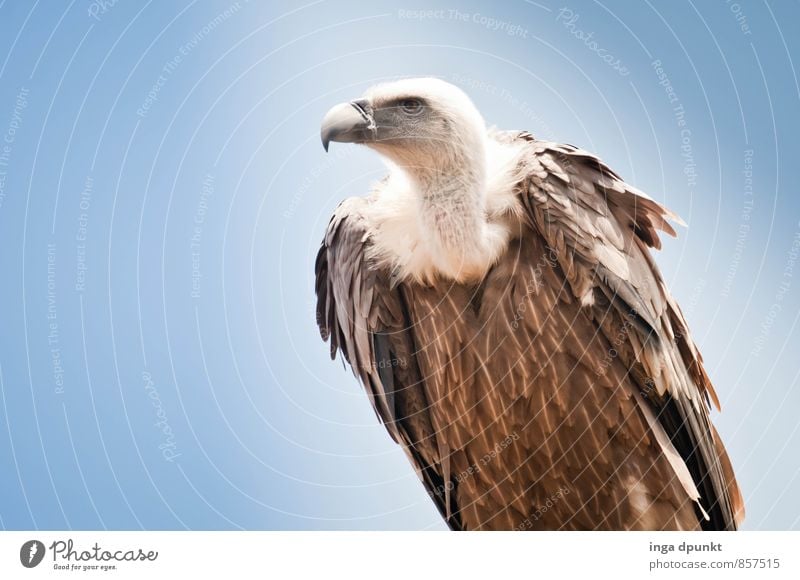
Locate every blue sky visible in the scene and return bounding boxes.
[0,0,798,530]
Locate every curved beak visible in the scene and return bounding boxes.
[320,99,375,151]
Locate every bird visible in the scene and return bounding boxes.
[315,77,744,530]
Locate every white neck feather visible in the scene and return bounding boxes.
[409,143,491,278]
[365,132,527,284]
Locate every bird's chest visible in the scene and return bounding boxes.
[399,238,573,441]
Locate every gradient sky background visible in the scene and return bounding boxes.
[0,0,798,530]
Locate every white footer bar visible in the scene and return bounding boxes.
[1,531,796,578]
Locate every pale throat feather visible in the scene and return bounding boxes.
[366,134,525,285]
[412,146,490,270]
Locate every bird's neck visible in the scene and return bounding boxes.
[402,145,496,281]
[412,159,486,236]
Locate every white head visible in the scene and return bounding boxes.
[321,78,488,193]
[321,78,525,283]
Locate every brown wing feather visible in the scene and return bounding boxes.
[315,197,462,529]
[518,135,743,529]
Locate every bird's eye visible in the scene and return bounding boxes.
[400,99,424,115]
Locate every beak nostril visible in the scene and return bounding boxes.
[350,98,371,121]
[350,99,375,137]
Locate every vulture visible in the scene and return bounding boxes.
[315,78,744,530]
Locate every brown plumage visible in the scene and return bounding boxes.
[315,79,744,530]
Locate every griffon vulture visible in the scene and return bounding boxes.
[315,78,744,530]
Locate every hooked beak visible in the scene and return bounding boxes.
[320,98,375,151]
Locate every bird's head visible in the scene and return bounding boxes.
[320,78,487,180]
